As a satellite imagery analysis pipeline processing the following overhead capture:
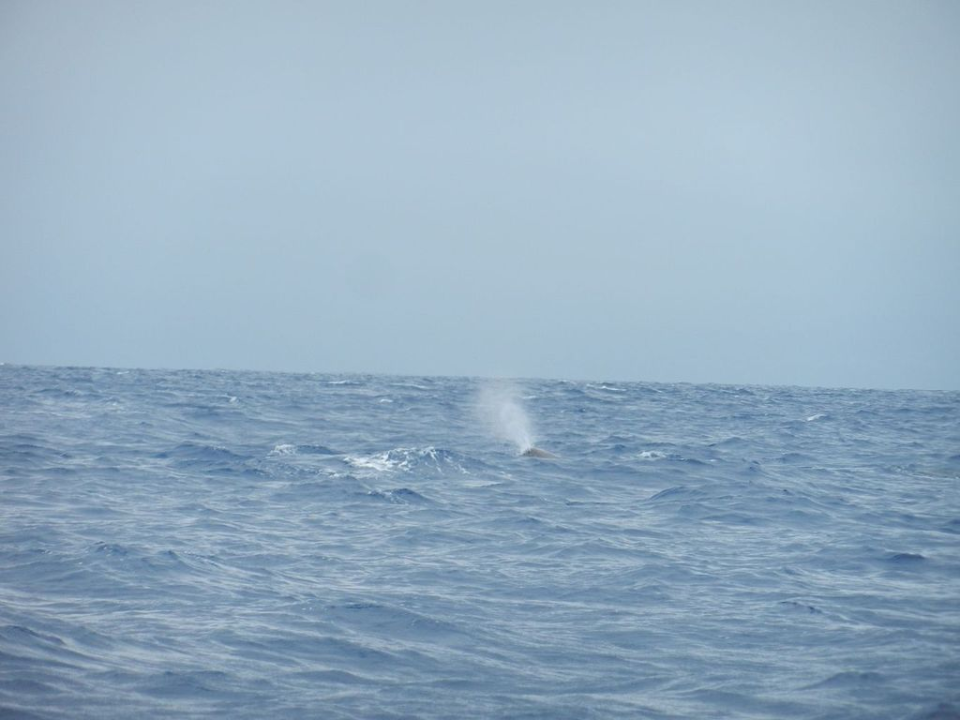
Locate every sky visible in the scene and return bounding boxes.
[2,1,958,390]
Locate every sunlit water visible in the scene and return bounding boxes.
[1,365,959,719]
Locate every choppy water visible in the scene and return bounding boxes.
[1,365,959,719]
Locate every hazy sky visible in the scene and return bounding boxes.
[2,1,958,389]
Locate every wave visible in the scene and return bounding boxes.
[3,364,959,720]
[366,487,432,504]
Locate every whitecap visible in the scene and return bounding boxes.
[587,383,626,393]
[269,444,297,457]
[345,452,400,473]
[392,382,430,390]
[344,447,467,475]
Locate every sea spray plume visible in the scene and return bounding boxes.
[475,381,557,458]
[475,381,535,454]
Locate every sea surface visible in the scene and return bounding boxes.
[1,365,959,719]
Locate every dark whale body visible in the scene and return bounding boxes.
[521,447,556,459]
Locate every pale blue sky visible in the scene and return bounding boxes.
[2,1,958,389]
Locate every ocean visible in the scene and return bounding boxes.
[1,364,958,719]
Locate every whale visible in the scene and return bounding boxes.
[521,447,557,459]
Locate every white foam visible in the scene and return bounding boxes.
[345,453,399,472]
[588,383,626,393]
[639,450,666,460]
[392,382,430,390]
[805,414,825,422]
[269,444,297,456]
[345,447,467,475]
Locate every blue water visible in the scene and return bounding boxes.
[1,365,959,719]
